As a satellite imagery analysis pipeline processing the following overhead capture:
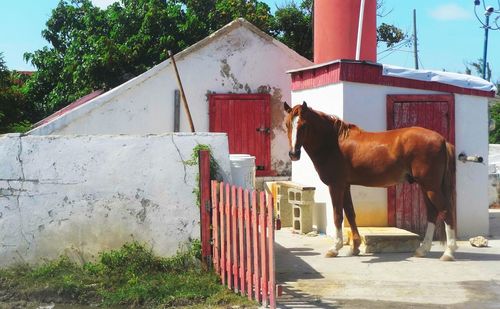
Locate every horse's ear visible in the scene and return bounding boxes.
[302,101,309,111]
[284,102,292,113]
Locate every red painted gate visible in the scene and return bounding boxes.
[387,94,455,235]
[198,150,277,308]
[209,94,272,176]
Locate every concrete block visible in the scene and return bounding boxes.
[293,203,313,234]
[347,227,420,253]
[288,187,315,205]
[276,195,293,227]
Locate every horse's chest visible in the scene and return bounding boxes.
[312,156,344,185]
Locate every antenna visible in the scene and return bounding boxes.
[413,9,419,70]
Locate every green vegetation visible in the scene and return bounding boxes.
[489,97,500,144]
[184,144,221,207]
[0,242,256,308]
[0,0,406,134]
[0,53,32,133]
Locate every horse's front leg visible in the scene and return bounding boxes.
[325,184,345,258]
[343,187,361,256]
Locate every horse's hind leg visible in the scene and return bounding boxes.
[325,184,345,258]
[343,187,361,256]
[415,193,437,257]
[420,187,457,261]
[441,211,458,261]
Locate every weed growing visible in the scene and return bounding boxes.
[0,241,256,308]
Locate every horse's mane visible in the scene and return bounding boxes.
[328,114,353,140]
[313,109,354,140]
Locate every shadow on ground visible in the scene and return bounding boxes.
[275,242,324,282]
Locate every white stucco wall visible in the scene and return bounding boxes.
[454,94,489,237]
[0,133,231,267]
[29,20,312,176]
[291,82,489,238]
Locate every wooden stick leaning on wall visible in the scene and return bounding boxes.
[168,50,195,132]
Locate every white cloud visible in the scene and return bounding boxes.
[429,4,472,21]
[91,0,119,9]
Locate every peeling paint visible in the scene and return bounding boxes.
[220,59,249,92]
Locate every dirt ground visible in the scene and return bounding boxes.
[276,209,500,309]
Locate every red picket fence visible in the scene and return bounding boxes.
[210,180,277,309]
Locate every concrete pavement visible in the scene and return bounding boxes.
[275,210,500,308]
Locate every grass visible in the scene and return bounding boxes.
[0,241,257,308]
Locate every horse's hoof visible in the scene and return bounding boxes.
[440,254,455,262]
[325,250,338,258]
[352,247,360,256]
[414,249,426,258]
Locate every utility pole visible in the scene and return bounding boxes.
[482,12,490,80]
[413,9,419,70]
[473,1,498,81]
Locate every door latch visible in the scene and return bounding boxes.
[256,127,270,134]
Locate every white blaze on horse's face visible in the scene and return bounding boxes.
[291,115,299,149]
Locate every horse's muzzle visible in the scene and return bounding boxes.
[289,149,301,161]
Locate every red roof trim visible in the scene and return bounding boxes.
[290,61,495,98]
[33,90,105,128]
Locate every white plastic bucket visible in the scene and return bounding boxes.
[229,154,256,190]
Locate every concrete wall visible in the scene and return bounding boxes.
[291,82,489,238]
[454,94,489,237]
[29,20,312,176]
[0,133,231,267]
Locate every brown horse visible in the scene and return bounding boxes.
[284,101,457,261]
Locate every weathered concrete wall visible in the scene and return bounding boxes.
[28,19,312,176]
[292,83,490,238]
[0,133,231,267]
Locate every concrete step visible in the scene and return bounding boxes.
[346,227,421,253]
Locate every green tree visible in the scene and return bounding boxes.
[465,58,492,81]
[24,0,194,117]
[271,0,313,59]
[0,53,31,133]
[24,0,274,119]
[271,0,405,59]
[489,98,500,144]
[23,0,404,123]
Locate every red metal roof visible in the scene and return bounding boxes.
[33,90,104,128]
[289,60,496,98]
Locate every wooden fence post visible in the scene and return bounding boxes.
[199,149,212,269]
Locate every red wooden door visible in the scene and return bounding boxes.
[387,94,455,235]
[209,94,272,176]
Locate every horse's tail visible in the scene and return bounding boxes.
[436,142,456,244]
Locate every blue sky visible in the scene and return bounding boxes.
[1,0,499,82]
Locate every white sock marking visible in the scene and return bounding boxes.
[334,227,343,250]
[445,223,458,253]
[422,222,435,249]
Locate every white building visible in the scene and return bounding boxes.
[289,60,496,238]
[29,18,312,177]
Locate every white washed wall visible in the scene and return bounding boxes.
[454,94,489,237]
[0,133,231,266]
[291,82,489,238]
[28,22,312,176]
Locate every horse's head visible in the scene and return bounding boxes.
[284,101,311,161]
